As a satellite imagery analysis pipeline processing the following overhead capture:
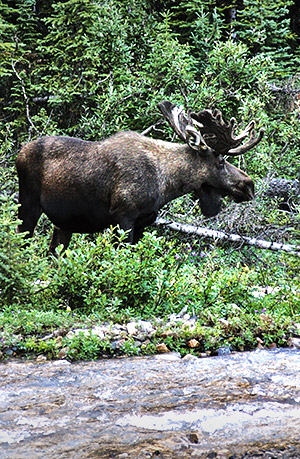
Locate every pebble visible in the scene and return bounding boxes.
[217,347,231,356]
[288,337,300,349]
[127,322,138,335]
[51,359,71,366]
[155,343,170,353]
[54,311,299,359]
[155,352,181,360]
[182,354,198,362]
[188,339,200,348]
[63,312,200,357]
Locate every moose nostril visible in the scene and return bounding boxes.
[237,180,254,200]
[245,181,255,199]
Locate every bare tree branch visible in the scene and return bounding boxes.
[156,218,300,257]
[141,120,164,136]
[11,58,39,138]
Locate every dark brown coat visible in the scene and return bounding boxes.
[16,101,264,254]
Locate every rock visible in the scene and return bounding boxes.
[67,326,108,340]
[55,336,63,347]
[183,313,191,320]
[111,339,126,351]
[52,360,71,366]
[127,322,138,335]
[161,329,176,338]
[288,337,300,349]
[260,313,273,323]
[155,343,170,353]
[4,349,14,356]
[66,328,89,339]
[217,347,231,356]
[155,352,181,360]
[187,339,199,348]
[293,323,300,335]
[269,343,277,350]
[138,320,155,335]
[182,354,198,362]
[2,349,300,458]
[168,313,178,323]
[218,318,229,327]
[91,326,107,339]
[188,432,199,443]
[57,347,69,359]
[36,355,47,363]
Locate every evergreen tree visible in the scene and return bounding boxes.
[235,0,298,77]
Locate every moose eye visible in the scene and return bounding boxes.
[218,155,225,168]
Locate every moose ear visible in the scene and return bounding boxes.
[158,101,212,154]
[186,126,208,152]
[157,101,190,142]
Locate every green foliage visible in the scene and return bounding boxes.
[0,0,300,361]
[235,0,298,77]
[0,192,44,305]
[0,229,299,359]
[64,331,112,361]
[41,230,197,317]
[172,0,224,69]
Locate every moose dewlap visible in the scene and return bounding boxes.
[16,101,264,254]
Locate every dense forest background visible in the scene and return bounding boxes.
[1,0,300,154]
[0,0,300,359]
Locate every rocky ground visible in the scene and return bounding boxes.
[1,348,300,458]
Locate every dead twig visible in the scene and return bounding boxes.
[11,58,39,139]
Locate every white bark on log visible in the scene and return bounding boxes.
[156,218,300,257]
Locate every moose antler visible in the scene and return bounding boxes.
[158,102,264,156]
[157,101,212,153]
[190,109,264,156]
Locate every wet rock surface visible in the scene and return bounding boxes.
[1,349,300,458]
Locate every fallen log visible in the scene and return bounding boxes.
[156,218,300,257]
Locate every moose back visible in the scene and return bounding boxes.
[16,101,264,254]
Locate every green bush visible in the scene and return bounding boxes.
[0,192,46,306]
[41,230,199,317]
[1,0,300,360]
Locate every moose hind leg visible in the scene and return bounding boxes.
[49,227,72,256]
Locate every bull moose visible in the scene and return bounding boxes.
[16,101,264,254]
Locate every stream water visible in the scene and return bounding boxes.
[1,349,300,458]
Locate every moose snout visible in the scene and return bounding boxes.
[231,177,254,203]
[237,179,255,201]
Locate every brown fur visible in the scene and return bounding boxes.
[16,130,254,254]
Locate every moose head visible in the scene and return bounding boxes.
[158,100,264,217]
[16,101,264,254]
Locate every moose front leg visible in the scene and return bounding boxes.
[49,227,72,256]
[17,196,42,238]
[116,216,135,244]
[133,212,157,243]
